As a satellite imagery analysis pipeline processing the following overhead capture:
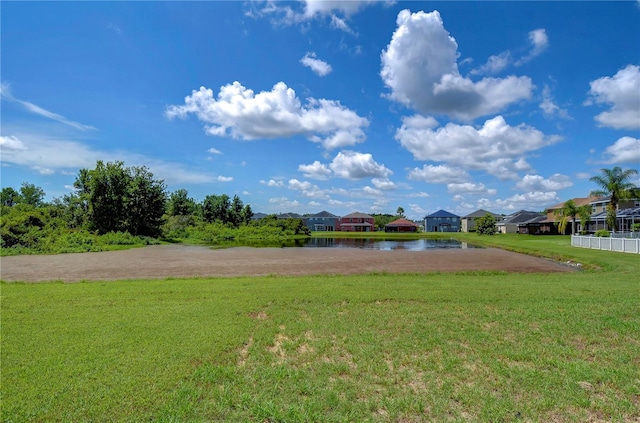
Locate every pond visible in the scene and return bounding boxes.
[215,238,481,251]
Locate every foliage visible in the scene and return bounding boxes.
[396,206,405,218]
[594,229,610,237]
[475,213,497,235]
[1,187,21,207]
[372,213,395,230]
[577,204,592,234]
[554,199,578,235]
[167,189,198,217]
[589,166,639,230]
[75,161,167,236]
[633,223,640,232]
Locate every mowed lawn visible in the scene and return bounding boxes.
[1,236,639,422]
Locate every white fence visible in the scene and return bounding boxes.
[571,235,640,254]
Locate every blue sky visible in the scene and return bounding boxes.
[2,1,639,219]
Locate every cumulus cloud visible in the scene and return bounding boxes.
[207,147,223,154]
[300,52,333,76]
[540,85,570,119]
[261,179,285,187]
[515,29,548,66]
[298,161,332,180]
[470,51,511,76]
[166,81,369,150]
[587,65,640,130]
[329,151,393,180]
[371,177,397,190]
[447,182,497,195]
[478,191,559,212]
[407,164,469,184]
[397,115,560,179]
[602,136,640,164]
[217,175,233,182]
[515,174,573,191]
[380,10,534,121]
[247,0,384,33]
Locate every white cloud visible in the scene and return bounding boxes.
[1,84,97,131]
[371,177,396,190]
[380,10,534,121]
[247,0,382,33]
[602,136,640,164]
[217,175,233,182]
[166,81,369,150]
[515,174,573,191]
[407,164,469,184]
[298,161,332,180]
[471,52,511,76]
[447,182,497,195]
[515,29,548,66]
[329,151,392,180]
[207,147,223,154]
[397,115,560,179]
[587,65,640,130]
[478,191,559,212]
[300,52,333,76]
[408,192,430,198]
[288,178,313,191]
[261,179,285,187]
[540,85,570,119]
[0,132,215,185]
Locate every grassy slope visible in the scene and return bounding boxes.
[1,236,639,422]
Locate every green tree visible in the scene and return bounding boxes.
[589,167,639,231]
[167,189,197,217]
[241,203,254,225]
[476,214,497,235]
[396,206,405,218]
[202,194,230,223]
[19,183,45,207]
[372,213,395,231]
[126,166,166,237]
[554,199,579,235]
[577,205,592,234]
[229,195,244,227]
[1,187,21,207]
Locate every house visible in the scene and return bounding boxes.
[424,210,460,232]
[461,209,501,232]
[338,212,375,232]
[384,218,419,233]
[304,210,340,232]
[540,197,602,234]
[497,210,545,234]
[276,212,304,219]
[516,215,547,234]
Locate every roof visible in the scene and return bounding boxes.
[591,207,640,220]
[498,210,544,225]
[425,209,460,219]
[546,197,602,210]
[342,212,374,219]
[385,218,419,227]
[251,212,269,220]
[516,215,547,226]
[308,210,339,218]
[276,212,303,219]
[462,209,501,219]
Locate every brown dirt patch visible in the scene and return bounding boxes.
[0,244,572,282]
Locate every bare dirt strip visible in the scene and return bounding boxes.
[0,244,574,283]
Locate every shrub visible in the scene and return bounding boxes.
[594,229,610,237]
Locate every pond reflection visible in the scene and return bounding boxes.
[214,238,480,250]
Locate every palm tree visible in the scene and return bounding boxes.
[396,206,405,218]
[589,167,639,231]
[554,199,578,234]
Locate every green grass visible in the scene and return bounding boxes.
[2,236,639,422]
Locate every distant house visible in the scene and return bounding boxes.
[250,212,269,220]
[385,218,419,233]
[540,197,602,234]
[276,212,304,219]
[424,210,460,232]
[516,215,547,235]
[497,210,544,234]
[338,212,375,232]
[461,209,501,232]
[304,210,340,231]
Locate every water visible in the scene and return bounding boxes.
[215,238,480,250]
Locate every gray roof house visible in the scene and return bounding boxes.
[461,209,502,232]
[496,210,544,234]
[304,210,340,232]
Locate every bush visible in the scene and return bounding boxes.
[594,229,610,237]
[475,214,497,236]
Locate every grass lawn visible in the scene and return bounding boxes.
[1,235,639,422]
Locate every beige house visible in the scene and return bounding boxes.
[461,209,501,232]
